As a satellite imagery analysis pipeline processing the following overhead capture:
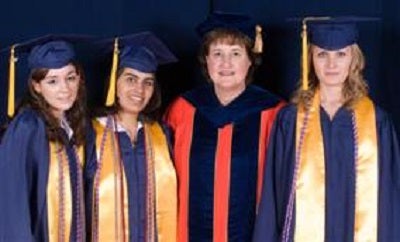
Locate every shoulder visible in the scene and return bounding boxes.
[239,85,283,112]
[248,84,282,100]
[158,120,172,135]
[269,104,298,134]
[168,95,194,110]
[276,103,297,121]
[0,108,47,152]
[164,94,197,127]
[90,116,113,140]
[145,120,172,143]
[147,120,170,135]
[92,116,107,129]
[374,104,391,123]
[373,104,397,132]
[5,108,45,135]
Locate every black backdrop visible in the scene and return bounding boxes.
[0,0,398,133]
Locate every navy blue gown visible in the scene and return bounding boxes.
[165,84,283,242]
[0,108,86,242]
[253,104,400,242]
[85,117,176,242]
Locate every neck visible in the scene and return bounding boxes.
[52,109,64,121]
[115,111,139,142]
[319,85,344,119]
[214,85,246,106]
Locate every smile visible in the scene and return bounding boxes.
[325,72,340,76]
[128,95,144,102]
[219,71,235,76]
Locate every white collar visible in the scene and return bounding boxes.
[60,117,73,140]
[96,116,143,134]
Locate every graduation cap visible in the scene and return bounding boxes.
[299,16,378,90]
[4,34,95,117]
[99,31,177,106]
[196,12,264,53]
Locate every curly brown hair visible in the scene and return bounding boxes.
[21,61,87,146]
[198,28,261,85]
[292,43,368,110]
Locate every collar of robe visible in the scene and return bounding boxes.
[183,84,281,128]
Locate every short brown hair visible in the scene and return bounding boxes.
[198,28,261,85]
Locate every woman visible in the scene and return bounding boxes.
[164,12,284,242]
[87,32,178,242]
[253,17,400,241]
[0,37,89,241]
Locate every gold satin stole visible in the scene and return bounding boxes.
[294,91,378,242]
[92,119,177,242]
[47,142,84,242]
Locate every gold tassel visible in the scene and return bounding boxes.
[105,38,119,106]
[8,45,16,118]
[301,20,309,91]
[301,16,331,91]
[252,25,263,54]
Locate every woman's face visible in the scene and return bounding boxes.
[32,64,80,118]
[312,45,353,88]
[116,67,155,115]
[206,40,251,92]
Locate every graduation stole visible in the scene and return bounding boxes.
[91,116,177,242]
[91,118,129,242]
[47,142,85,242]
[292,89,378,242]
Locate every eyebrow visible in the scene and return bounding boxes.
[143,76,155,81]
[45,70,77,79]
[124,72,154,79]
[122,73,138,80]
[45,75,57,79]
[210,46,244,51]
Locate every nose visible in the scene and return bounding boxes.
[221,54,232,68]
[327,55,337,68]
[133,80,145,93]
[60,79,70,92]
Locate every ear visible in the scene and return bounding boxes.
[32,80,42,94]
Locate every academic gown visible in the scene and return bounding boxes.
[86,117,176,242]
[165,84,284,242]
[252,104,400,242]
[0,108,86,242]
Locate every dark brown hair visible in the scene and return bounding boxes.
[198,28,261,85]
[22,61,87,145]
[99,67,162,122]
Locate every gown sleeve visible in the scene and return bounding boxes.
[375,108,400,240]
[0,110,48,241]
[83,120,98,242]
[253,106,297,242]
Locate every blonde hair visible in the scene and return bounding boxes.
[292,43,368,110]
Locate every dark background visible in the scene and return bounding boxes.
[0,0,398,133]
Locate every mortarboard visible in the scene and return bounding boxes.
[299,16,378,90]
[196,12,264,54]
[3,34,95,117]
[99,31,177,106]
